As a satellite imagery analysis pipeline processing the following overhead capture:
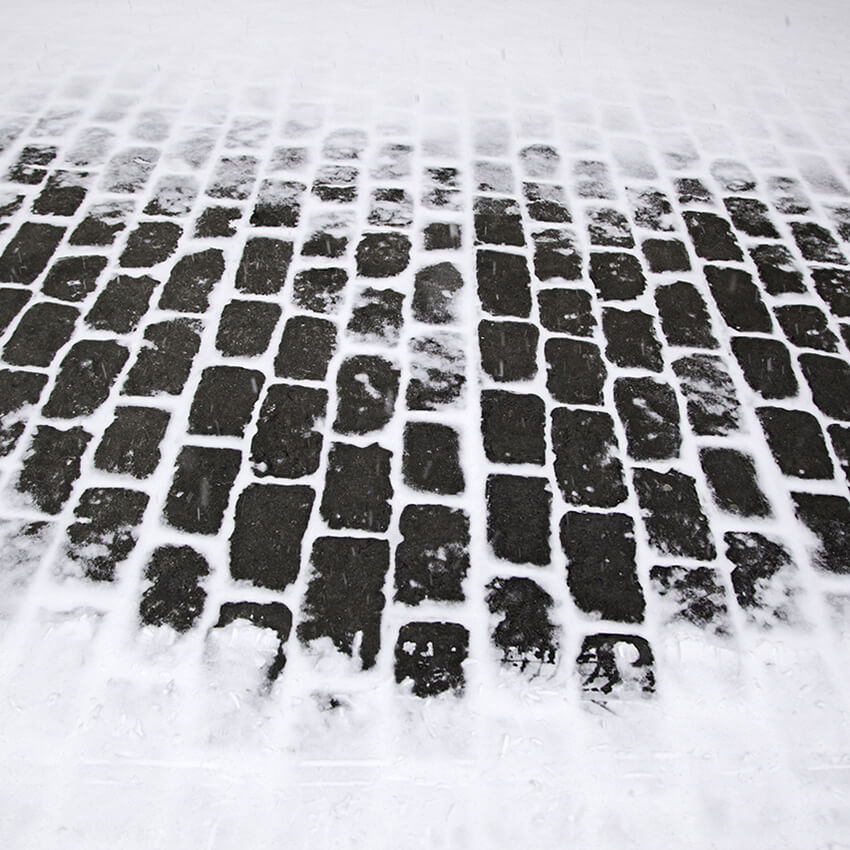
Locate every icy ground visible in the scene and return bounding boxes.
[1,0,850,847]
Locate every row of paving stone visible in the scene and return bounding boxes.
[0,85,849,698]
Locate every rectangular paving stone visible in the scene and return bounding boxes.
[274,316,336,381]
[577,633,655,697]
[215,300,281,357]
[395,621,468,697]
[532,228,582,281]
[589,251,646,301]
[158,248,225,313]
[94,406,170,478]
[730,336,798,399]
[829,424,850,483]
[757,407,834,479]
[792,493,850,574]
[41,255,108,302]
[235,237,293,294]
[704,266,772,333]
[121,319,202,396]
[650,565,729,635]
[368,188,414,228]
[412,262,463,324]
[481,390,545,465]
[602,308,663,371]
[347,287,404,344]
[545,338,606,405]
[478,320,538,382]
[790,221,846,264]
[188,366,265,437]
[250,179,306,227]
[473,197,524,246]
[101,147,159,192]
[775,304,839,351]
[613,377,682,459]
[423,221,462,250]
[476,249,531,317]
[673,354,742,435]
[699,447,771,517]
[538,288,595,336]
[194,205,242,238]
[298,536,389,669]
[723,196,779,238]
[641,238,691,273]
[523,182,571,223]
[0,287,30,334]
[587,207,634,247]
[3,302,78,367]
[0,369,48,455]
[749,244,806,295]
[654,281,718,349]
[32,170,89,216]
[292,267,348,314]
[214,601,292,681]
[230,483,314,590]
[333,355,399,435]
[486,576,558,668]
[683,211,743,261]
[573,160,615,199]
[811,268,850,316]
[5,144,56,183]
[407,333,466,410]
[250,383,327,479]
[355,233,411,277]
[402,421,464,495]
[798,353,850,421]
[143,174,199,216]
[321,442,393,531]
[85,274,157,333]
[206,155,258,200]
[0,222,65,284]
[119,221,182,268]
[70,199,133,246]
[486,474,551,566]
[561,511,645,623]
[628,187,674,231]
[163,445,241,534]
[139,545,209,633]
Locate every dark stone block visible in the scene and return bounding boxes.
[423,222,462,250]
[194,206,241,238]
[478,320,538,382]
[235,237,293,294]
[830,424,850,483]
[650,565,729,635]
[395,621,468,697]
[215,601,292,680]
[102,147,159,193]
[43,340,129,418]
[748,244,806,295]
[85,274,157,333]
[723,197,779,238]
[292,267,348,314]
[704,265,771,332]
[545,338,606,405]
[561,511,645,622]
[725,532,798,623]
[41,255,108,302]
[16,425,91,514]
[577,634,655,697]
[699,447,771,516]
[481,390,545,465]
[321,442,393,532]
[0,369,48,456]
[143,175,198,217]
[628,187,674,231]
[368,188,413,228]
[188,366,265,437]
[731,336,798,399]
[587,207,634,247]
[206,155,258,200]
[633,467,715,559]
[94,406,169,478]
[673,354,742,435]
[0,287,30,334]
[402,422,464,495]
[70,200,132,246]
[355,232,411,277]
[215,300,280,357]
[334,355,400,434]
[588,251,646,301]
[683,211,743,261]
[811,267,850,317]
[3,302,78,367]
[486,474,551,566]
[799,354,850,421]
[274,316,336,380]
[641,238,691,272]
[299,536,389,668]
[757,407,833,479]
[139,545,209,633]
[537,288,595,336]
[5,144,56,184]
[32,170,89,216]
[552,407,627,507]
[251,383,327,479]
[347,287,404,344]
[675,177,714,205]
[532,228,582,280]
[473,197,525,246]
[0,222,65,284]
[122,319,202,396]
[654,281,718,349]
[614,377,681,459]
[230,483,314,590]
[158,248,225,313]
[486,576,558,668]
[164,445,241,534]
[413,262,463,324]
[602,308,663,371]
[119,221,182,268]
[250,179,306,227]
[407,333,465,410]
[395,505,469,605]
[791,221,846,264]
[775,304,838,351]
[476,249,531,317]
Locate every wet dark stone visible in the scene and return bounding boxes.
[614,377,681,459]
[0,369,47,455]
[302,228,349,258]
[641,238,691,273]
[407,333,465,410]
[830,424,850,483]
[299,536,389,669]
[395,622,468,697]
[43,340,129,419]
[215,300,281,357]
[347,288,404,344]
[775,304,838,351]
[368,188,414,228]
[723,197,779,238]
[704,266,771,332]
[321,442,392,532]
[682,212,743,261]
[532,228,582,281]
[811,267,850,317]
[730,336,797,400]
[65,488,148,581]
[552,407,627,507]
[699,447,771,516]
[545,338,606,405]
[139,545,209,633]
[413,262,463,324]
[334,355,400,434]
[101,147,159,193]
[119,221,182,268]
[274,316,336,380]
[673,354,742,435]
[586,207,634,247]
[230,483,315,590]
[537,288,595,336]
[41,255,108,302]
[164,445,241,534]
[215,601,292,680]
[94,406,169,478]
[402,422,464,495]
[0,287,30,334]
[481,390,545,465]
[602,309,663,371]
[526,193,572,222]
[486,474,551,566]
[85,274,157,333]
[3,302,78,367]
[633,468,715,559]
[561,511,645,623]
[158,248,225,313]
[16,425,91,514]
[799,353,850,421]
[292,267,348,314]
[675,177,714,205]
[0,222,65,284]
[574,160,615,199]
[577,634,655,696]
[748,244,806,295]
[194,206,241,238]
[628,187,674,231]
[122,319,202,396]
[423,222,462,250]
[476,249,531,317]
[188,366,265,437]
[5,144,56,183]
[486,576,558,668]
[473,197,525,246]
[206,155,258,200]
[70,201,132,246]
[478,320,538,382]
[250,179,305,227]
[355,232,411,277]
[313,164,358,203]
[588,251,646,301]
[251,383,327,479]
[790,221,846,264]
[725,532,796,620]
[650,566,729,634]
[235,237,293,294]
[654,281,718,349]
[32,170,88,216]
[757,407,833,479]
[395,505,470,605]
